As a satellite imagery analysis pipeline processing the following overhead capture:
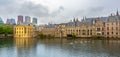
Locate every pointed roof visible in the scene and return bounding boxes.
[73,18,76,22]
[76,18,79,22]
[116,10,119,16]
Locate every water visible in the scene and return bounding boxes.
[0,38,120,57]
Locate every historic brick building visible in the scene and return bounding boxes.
[14,25,34,38]
[40,11,120,38]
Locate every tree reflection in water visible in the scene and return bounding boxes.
[0,38,120,57]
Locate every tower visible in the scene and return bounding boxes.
[76,18,79,22]
[73,18,76,22]
[32,17,37,26]
[82,17,86,26]
[17,15,23,25]
[0,17,4,24]
[25,16,31,25]
[116,10,119,16]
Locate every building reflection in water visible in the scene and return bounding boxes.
[14,38,37,57]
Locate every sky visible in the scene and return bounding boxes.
[0,0,120,25]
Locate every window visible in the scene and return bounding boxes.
[102,32,104,35]
[116,33,118,35]
[97,28,100,31]
[88,30,89,32]
[82,33,85,35]
[90,33,92,35]
[76,30,78,32]
[88,33,89,35]
[107,27,109,30]
[107,32,109,35]
[102,28,104,31]
[82,30,86,32]
[97,33,100,35]
[90,30,92,32]
[112,32,113,34]
[112,27,113,30]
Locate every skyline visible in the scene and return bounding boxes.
[0,10,120,25]
[0,16,38,25]
[0,0,120,24]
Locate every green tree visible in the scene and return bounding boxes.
[4,25,13,34]
[38,32,47,38]
[0,25,4,34]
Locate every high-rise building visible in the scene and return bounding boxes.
[6,18,16,25]
[25,16,31,25]
[17,15,23,25]
[6,18,11,24]
[0,17,4,24]
[32,17,37,26]
[11,18,16,25]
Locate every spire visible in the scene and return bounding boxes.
[76,18,79,22]
[82,17,85,21]
[111,13,113,16]
[116,9,119,16]
[73,17,76,22]
[82,17,86,26]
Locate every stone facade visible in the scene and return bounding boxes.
[65,25,96,37]
[39,11,120,38]
[41,28,56,36]
[14,25,34,38]
[105,21,120,38]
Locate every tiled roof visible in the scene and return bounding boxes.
[44,24,56,28]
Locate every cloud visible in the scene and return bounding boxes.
[0,0,13,5]
[18,1,50,17]
[50,6,64,16]
[0,0,120,24]
[74,7,105,18]
[0,0,64,17]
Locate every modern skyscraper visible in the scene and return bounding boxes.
[6,18,16,25]
[25,16,31,25]
[6,18,11,24]
[0,17,4,24]
[17,15,23,25]
[11,18,16,25]
[32,17,37,26]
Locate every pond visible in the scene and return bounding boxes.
[0,38,120,57]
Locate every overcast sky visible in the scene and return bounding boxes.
[0,0,120,24]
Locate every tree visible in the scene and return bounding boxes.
[4,25,13,34]
[0,25,4,34]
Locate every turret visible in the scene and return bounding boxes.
[116,10,119,16]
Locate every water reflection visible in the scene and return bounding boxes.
[14,38,37,57]
[0,38,120,57]
[37,39,120,57]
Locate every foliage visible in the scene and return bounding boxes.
[0,25,13,34]
[0,38,13,47]
[38,32,47,38]
[38,32,55,39]
[71,32,76,37]
[0,25,4,34]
